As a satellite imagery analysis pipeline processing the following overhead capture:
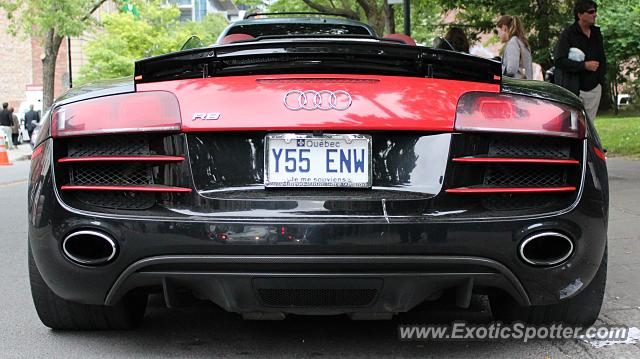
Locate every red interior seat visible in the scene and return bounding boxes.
[383,34,417,46]
[221,34,255,45]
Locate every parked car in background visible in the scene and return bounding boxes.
[617,94,632,107]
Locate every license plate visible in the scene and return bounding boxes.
[264,134,372,188]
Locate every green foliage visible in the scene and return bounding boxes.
[0,0,106,38]
[595,116,640,158]
[267,0,442,42]
[436,0,576,69]
[401,0,443,44]
[77,0,227,84]
[434,0,639,107]
[599,0,640,92]
[268,0,320,14]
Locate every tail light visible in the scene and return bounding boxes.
[455,92,586,138]
[52,91,181,137]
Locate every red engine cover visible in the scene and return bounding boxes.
[137,74,499,132]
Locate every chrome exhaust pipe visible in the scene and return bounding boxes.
[519,232,574,266]
[62,230,117,265]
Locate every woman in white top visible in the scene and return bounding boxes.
[496,15,533,80]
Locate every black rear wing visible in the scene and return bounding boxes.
[134,39,502,86]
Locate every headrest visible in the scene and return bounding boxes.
[221,33,256,45]
[383,33,417,46]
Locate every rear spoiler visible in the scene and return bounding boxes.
[134,39,502,87]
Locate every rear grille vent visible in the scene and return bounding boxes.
[258,288,377,307]
[68,137,150,157]
[74,191,156,210]
[481,193,563,211]
[71,163,153,186]
[447,134,581,212]
[57,135,191,210]
[483,165,567,187]
[489,137,570,159]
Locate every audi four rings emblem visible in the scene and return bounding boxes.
[283,90,352,111]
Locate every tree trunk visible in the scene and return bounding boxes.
[611,64,619,115]
[384,2,395,35]
[42,30,64,111]
[534,0,553,71]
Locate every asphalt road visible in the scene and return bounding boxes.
[1,159,639,358]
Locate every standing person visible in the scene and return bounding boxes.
[0,102,14,150]
[554,1,606,121]
[24,104,40,141]
[9,107,19,146]
[444,27,470,53]
[496,15,533,80]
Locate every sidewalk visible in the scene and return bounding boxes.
[6,143,33,163]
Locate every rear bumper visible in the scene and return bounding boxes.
[27,137,609,313]
[28,187,607,311]
[105,255,530,315]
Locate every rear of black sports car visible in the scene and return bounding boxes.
[27,38,608,330]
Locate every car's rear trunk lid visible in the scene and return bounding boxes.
[137,74,499,132]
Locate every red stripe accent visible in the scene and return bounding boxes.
[594,147,606,161]
[58,156,185,163]
[60,185,192,192]
[446,186,576,194]
[452,157,580,165]
[31,145,44,160]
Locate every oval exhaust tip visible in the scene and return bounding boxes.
[519,231,574,266]
[62,230,117,265]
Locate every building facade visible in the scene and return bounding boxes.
[168,0,242,22]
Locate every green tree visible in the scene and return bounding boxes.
[77,0,227,84]
[399,0,443,44]
[0,0,108,110]
[437,0,640,111]
[436,0,576,70]
[599,0,640,112]
[268,0,441,37]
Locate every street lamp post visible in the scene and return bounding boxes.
[403,0,410,36]
[67,36,72,88]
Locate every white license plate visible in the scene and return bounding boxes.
[264,134,372,188]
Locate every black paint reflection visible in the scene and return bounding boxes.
[374,136,418,184]
[188,133,450,194]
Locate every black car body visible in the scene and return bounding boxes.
[28,20,608,330]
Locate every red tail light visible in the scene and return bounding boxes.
[455,92,586,138]
[52,91,181,137]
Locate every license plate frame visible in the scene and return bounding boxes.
[264,133,372,188]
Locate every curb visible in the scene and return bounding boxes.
[10,154,31,162]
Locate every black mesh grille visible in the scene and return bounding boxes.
[68,137,150,157]
[484,165,566,187]
[74,191,156,210]
[71,163,153,186]
[258,288,377,307]
[481,193,563,211]
[489,137,570,159]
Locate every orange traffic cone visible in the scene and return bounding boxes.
[0,133,12,166]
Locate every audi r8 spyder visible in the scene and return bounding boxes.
[28,21,608,330]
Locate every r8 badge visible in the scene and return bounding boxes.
[192,112,221,120]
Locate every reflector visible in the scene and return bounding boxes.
[52,91,181,137]
[455,92,586,138]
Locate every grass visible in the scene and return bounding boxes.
[594,115,640,159]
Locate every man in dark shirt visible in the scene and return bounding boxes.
[554,1,606,121]
[0,102,15,150]
[24,104,40,140]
